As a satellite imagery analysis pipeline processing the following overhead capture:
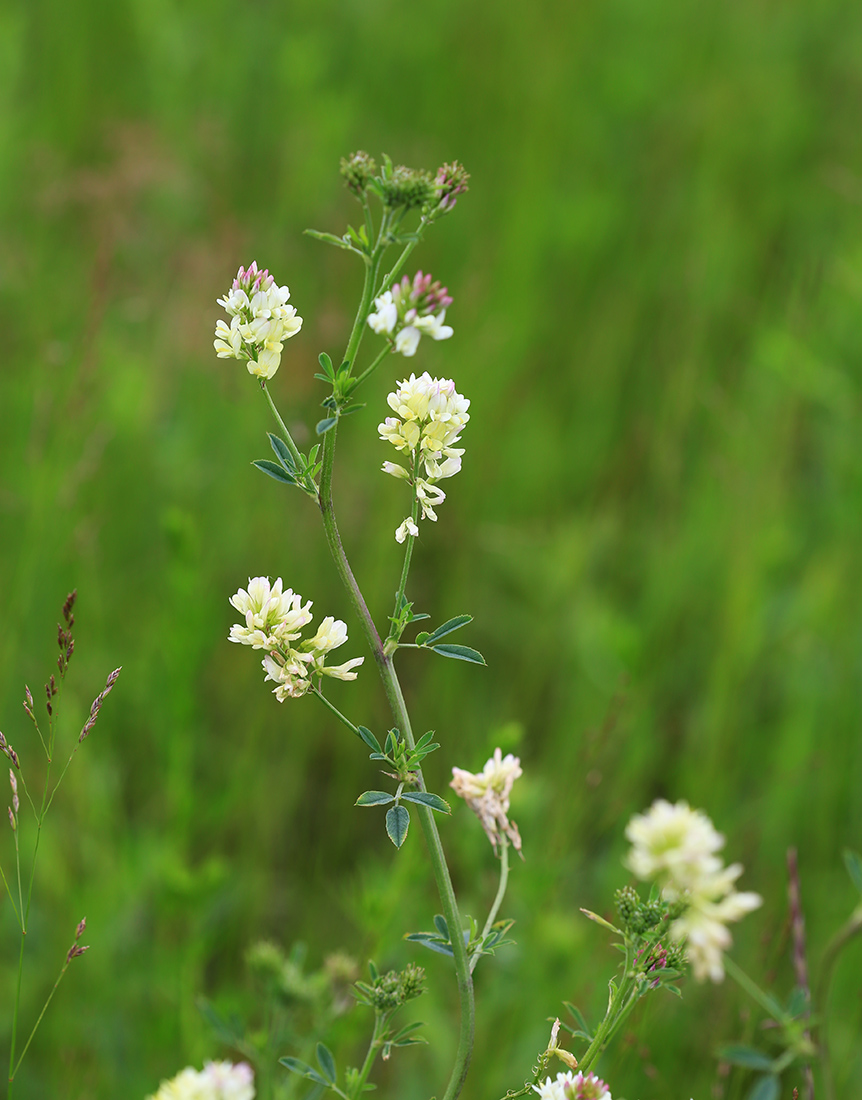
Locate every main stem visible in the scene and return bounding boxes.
[314,248,474,1100]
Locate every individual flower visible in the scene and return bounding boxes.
[148,1060,255,1100]
[214,262,302,380]
[228,578,364,701]
[533,1070,611,1100]
[450,748,523,855]
[624,799,762,982]
[379,372,469,542]
[366,271,453,357]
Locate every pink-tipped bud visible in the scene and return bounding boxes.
[75,917,87,940]
[25,686,33,708]
[66,943,89,964]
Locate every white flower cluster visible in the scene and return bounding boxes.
[148,1060,254,1100]
[450,748,523,855]
[214,262,302,380]
[533,1070,612,1100]
[625,799,762,982]
[229,577,363,701]
[367,270,453,357]
[379,372,470,543]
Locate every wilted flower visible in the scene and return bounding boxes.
[229,579,363,701]
[379,372,469,542]
[148,1060,254,1100]
[533,1070,611,1100]
[624,799,762,982]
[367,271,453,357]
[450,748,522,855]
[214,262,302,380]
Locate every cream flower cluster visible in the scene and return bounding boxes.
[450,748,523,855]
[367,271,453,357]
[533,1071,611,1100]
[214,261,302,379]
[229,577,363,701]
[625,799,762,982]
[379,372,470,543]
[148,1060,254,1100]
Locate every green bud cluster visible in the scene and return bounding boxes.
[614,886,665,936]
[340,151,377,195]
[377,164,435,211]
[355,962,426,1012]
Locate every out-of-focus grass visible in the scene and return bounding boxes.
[2,0,862,1095]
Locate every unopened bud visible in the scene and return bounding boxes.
[66,943,89,964]
[9,770,18,814]
[7,807,14,831]
[75,917,87,940]
[25,686,33,707]
[62,589,77,624]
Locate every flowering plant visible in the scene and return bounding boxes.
[143,151,862,1100]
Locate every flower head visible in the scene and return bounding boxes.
[367,271,453,357]
[214,263,302,379]
[379,372,469,542]
[148,1061,255,1100]
[450,748,523,855]
[624,799,762,982]
[533,1071,611,1100]
[229,579,363,701]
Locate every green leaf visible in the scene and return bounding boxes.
[196,998,243,1044]
[340,403,366,416]
[384,730,396,754]
[304,228,354,250]
[252,459,297,484]
[386,805,410,847]
[267,433,297,472]
[430,644,486,665]
[433,914,450,940]
[843,849,862,896]
[414,730,437,750]
[719,1046,774,1071]
[563,1002,591,1036]
[318,352,334,378]
[316,1043,336,1083]
[401,791,451,813]
[407,612,431,623]
[390,1022,425,1043]
[785,984,809,1017]
[423,615,473,644]
[357,726,382,753]
[280,1057,313,1077]
[746,1076,779,1100]
[415,631,431,645]
[355,791,395,807]
[316,417,338,435]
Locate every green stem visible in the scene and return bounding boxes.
[351,345,391,392]
[309,686,361,738]
[372,220,429,300]
[471,839,510,974]
[577,945,637,1074]
[10,959,72,1080]
[814,902,862,1100]
[386,459,422,649]
[317,412,474,1100]
[352,1012,385,1099]
[724,955,791,1025]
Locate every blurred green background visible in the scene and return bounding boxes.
[2,0,862,1095]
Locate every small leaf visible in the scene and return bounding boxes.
[401,791,451,813]
[564,1002,592,1038]
[391,1022,425,1043]
[433,914,450,940]
[414,730,437,750]
[316,417,338,435]
[252,459,297,484]
[316,1043,336,1083]
[580,908,623,934]
[415,631,431,645]
[423,615,474,644]
[357,726,383,753]
[355,791,395,807]
[843,849,862,896]
[280,1057,311,1076]
[340,403,366,416]
[304,228,354,250]
[719,1046,774,1071]
[404,935,454,957]
[407,612,431,623]
[386,805,410,847]
[268,433,297,471]
[384,730,396,754]
[318,352,334,377]
[746,1076,779,1100]
[786,985,809,1018]
[430,644,486,665]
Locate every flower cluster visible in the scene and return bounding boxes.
[214,262,302,380]
[625,799,762,982]
[534,1071,611,1100]
[229,577,363,700]
[367,271,453,357]
[379,372,470,543]
[450,748,523,855]
[148,1061,254,1100]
